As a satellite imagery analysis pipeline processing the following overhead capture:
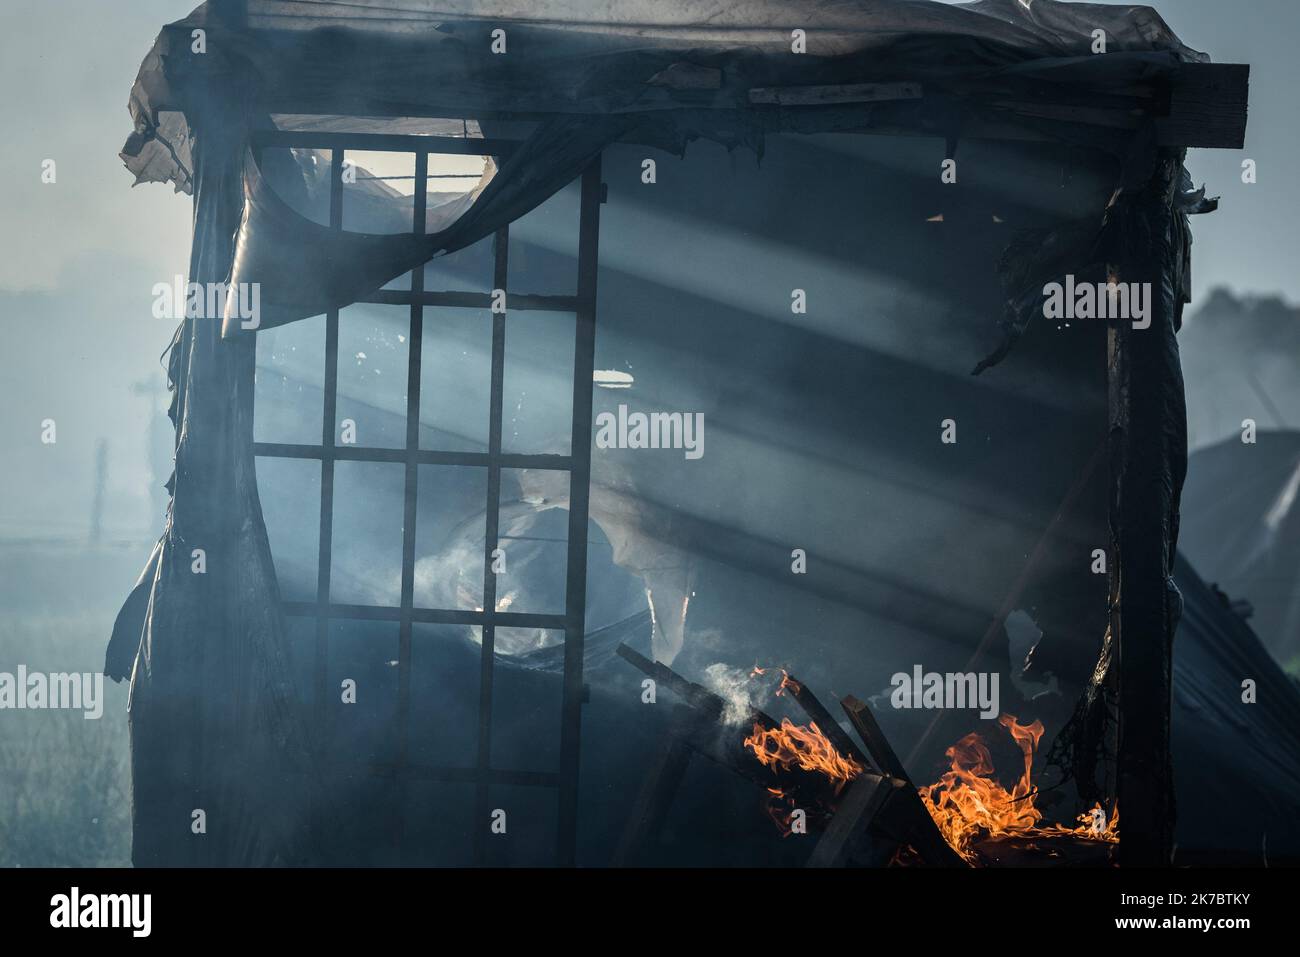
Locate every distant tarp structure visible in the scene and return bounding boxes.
[1171,553,1300,862]
[110,0,1247,866]
[1180,431,1300,669]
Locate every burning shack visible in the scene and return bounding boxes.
[107,0,1294,868]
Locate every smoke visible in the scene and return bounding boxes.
[701,660,761,727]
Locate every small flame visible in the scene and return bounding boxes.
[745,717,864,788]
[776,672,801,697]
[1044,802,1120,843]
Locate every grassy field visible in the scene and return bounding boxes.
[0,542,139,868]
[0,615,131,867]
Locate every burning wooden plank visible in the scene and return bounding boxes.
[742,674,965,866]
[841,694,969,868]
[614,646,966,867]
[768,675,902,865]
[775,676,965,865]
[779,673,874,771]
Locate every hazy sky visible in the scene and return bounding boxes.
[0,1,196,540]
[0,0,1294,541]
[1154,0,1298,305]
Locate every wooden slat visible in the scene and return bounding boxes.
[749,82,922,106]
[255,441,571,471]
[260,61,1248,151]
[842,695,910,782]
[783,674,873,771]
[360,289,581,312]
[841,696,969,868]
[1157,63,1249,149]
[806,772,901,868]
[251,128,518,156]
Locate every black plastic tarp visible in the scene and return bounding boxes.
[1180,431,1300,669]
[1171,552,1300,861]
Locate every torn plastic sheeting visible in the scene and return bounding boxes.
[121,0,1207,195]
[221,112,634,335]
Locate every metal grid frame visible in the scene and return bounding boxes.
[251,129,601,865]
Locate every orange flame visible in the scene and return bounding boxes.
[917,714,1118,863]
[744,718,864,789]
[917,715,1045,862]
[744,717,864,836]
[1042,802,1120,843]
[743,709,1119,862]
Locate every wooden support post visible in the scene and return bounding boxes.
[1109,150,1187,867]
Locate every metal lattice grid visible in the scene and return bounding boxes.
[251,130,602,865]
